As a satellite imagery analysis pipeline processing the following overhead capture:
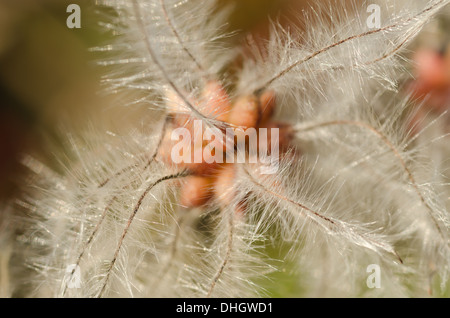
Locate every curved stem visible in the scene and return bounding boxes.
[242,165,403,263]
[62,194,115,296]
[98,170,189,297]
[296,120,445,239]
[159,0,207,77]
[99,116,171,188]
[62,118,171,296]
[255,0,447,94]
[131,0,216,124]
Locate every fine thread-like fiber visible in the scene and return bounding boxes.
[6,0,450,297]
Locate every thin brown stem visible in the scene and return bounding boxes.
[62,118,171,296]
[132,0,235,149]
[99,116,171,188]
[131,0,214,124]
[98,164,140,188]
[296,120,445,239]
[98,170,189,297]
[159,0,207,77]
[242,166,403,263]
[299,28,425,78]
[255,0,446,94]
[62,195,116,296]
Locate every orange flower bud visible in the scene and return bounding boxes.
[186,147,222,176]
[180,176,214,208]
[201,80,232,122]
[213,164,236,206]
[228,95,259,129]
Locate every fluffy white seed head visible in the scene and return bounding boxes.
[6,0,450,297]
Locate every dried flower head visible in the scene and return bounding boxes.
[7,0,450,297]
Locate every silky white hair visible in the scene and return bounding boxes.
[5,0,450,297]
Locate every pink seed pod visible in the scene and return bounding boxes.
[258,90,277,125]
[160,125,222,176]
[167,81,232,128]
[445,44,450,76]
[165,88,195,115]
[413,49,449,90]
[409,49,450,114]
[186,147,222,176]
[213,164,236,207]
[214,165,248,216]
[165,88,200,130]
[228,95,260,129]
[158,127,179,164]
[201,80,232,122]
[158,127,196,172]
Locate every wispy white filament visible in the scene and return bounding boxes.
[5,0,450,297]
